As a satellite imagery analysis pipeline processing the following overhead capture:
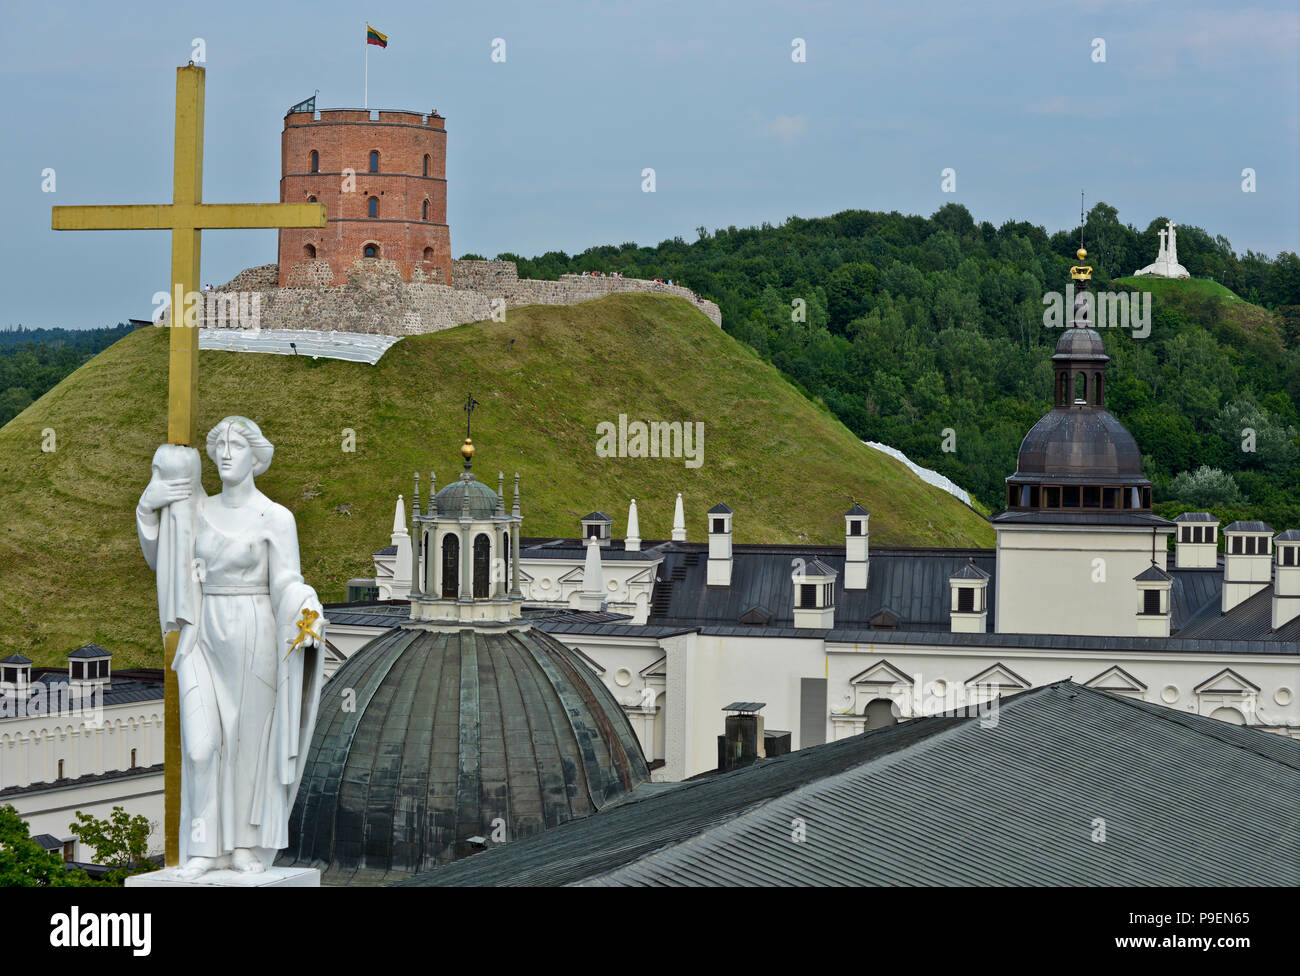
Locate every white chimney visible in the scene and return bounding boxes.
[707,504,733,586]
[389,494,412,599]
[576,536,606,611]
[1222,521,1273,613]
[625,499,641,552]
[671,492,686,542]
[1173,512,1219,568]
[1273,531,1300,630]
[844,504,869,590]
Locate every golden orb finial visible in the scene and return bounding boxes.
[461,437,475,460]
[1076,247,1087,261]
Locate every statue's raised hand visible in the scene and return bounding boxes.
[140,476,194,512]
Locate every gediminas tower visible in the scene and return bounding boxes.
[277,106,451,286]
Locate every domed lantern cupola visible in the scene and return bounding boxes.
[998,217,1158,519]
[409,394,524,628]
[992,200,1175,639]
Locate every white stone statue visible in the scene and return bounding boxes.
[1134,219,1190,278]
[137,416,325,880]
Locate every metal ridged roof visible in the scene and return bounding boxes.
[280,624,649,885]
[398,683,1300,887]
[647,546,998,631]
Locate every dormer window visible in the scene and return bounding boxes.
[69,645,112,689]
[793,559,837,629]
[0,653,32,685]
[579,512,613,547]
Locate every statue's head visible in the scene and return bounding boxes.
[206,416,274,485]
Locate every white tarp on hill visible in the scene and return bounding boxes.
[863,441,973,506]
[199,329,400,364]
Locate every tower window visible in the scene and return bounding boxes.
[303,244,316,260]
[130,748,137,769]
[712,518,726,533]
[423,246,434,261]
[363,244,378,258]
[369,150,379,173]
[798,584,817,609]
[1142,589,1161,615]
[57,759,64,779]
[473,534,491,598]
[422,199,429,221]
[849,520,862,536]
[368,196,379,218]
[310,150,319,173]
[957,587,975,613]
[423,154,430,177]
[1284,547,1296,567]
[441,535,459,598]
[1074,372,1087,404]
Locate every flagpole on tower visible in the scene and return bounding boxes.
[364,28,369,109]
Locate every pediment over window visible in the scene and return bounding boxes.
[640,655,667,678]
[1084,665,1147,694]
[849,659,914,688]
[1194,668,1260,696]
[965,662,1031,690]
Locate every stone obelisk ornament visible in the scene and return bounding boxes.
[137,416,326,880]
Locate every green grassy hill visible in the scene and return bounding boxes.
[0,295,992,667]
[1110,275,1243,303]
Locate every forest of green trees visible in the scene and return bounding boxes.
[0,324,133,426]
[498,203,1300,529]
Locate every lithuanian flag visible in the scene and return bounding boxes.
[366,25,388,48]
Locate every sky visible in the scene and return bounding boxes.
[2,0,1297,329]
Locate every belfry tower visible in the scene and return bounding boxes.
[993,220,1174,637]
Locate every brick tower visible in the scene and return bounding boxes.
[277,106,451,286]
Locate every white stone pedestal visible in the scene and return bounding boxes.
[125,866,319,887]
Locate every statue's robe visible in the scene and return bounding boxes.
[138,490,324,867]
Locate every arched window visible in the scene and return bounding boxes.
[307,194,317,203]
[441,535,459,598]
[368,196,379,218]
[863,699,898,731]
[1074,371,1087,403]
[473,534,491,598]
[423,154,430,177]
[501,527,510,585]
[363,243,378,258]
[369,150,379,173]
[423,246,434,262]
[422,199,429,221]
[310,150,319,173]
[303,244,316,260]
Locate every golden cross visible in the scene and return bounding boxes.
[51,65,326,866]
